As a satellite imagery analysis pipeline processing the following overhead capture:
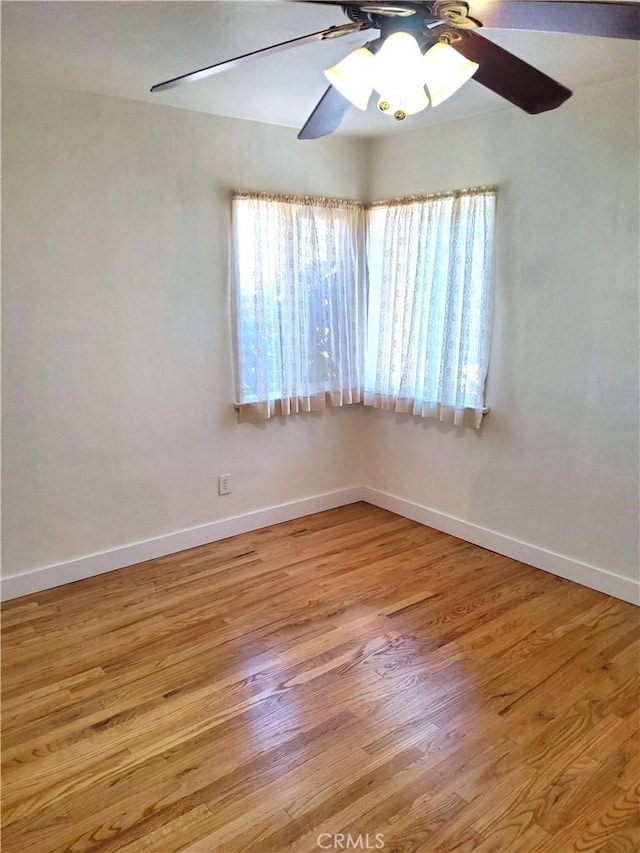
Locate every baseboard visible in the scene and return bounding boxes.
[4,486,637,605]
[0,487,364,601]
[362,487,640,606]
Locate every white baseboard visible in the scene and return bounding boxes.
[4,486,637,606]
[362,487,639,606]
[0,487,364,601]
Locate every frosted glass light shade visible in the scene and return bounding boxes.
[324,47,375,110]
[372,31,425,95]
[422,42,479,107]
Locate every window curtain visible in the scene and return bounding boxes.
[232,192,366,420]
[364,187,496,428]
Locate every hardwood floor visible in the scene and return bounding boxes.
[1,502,638,853]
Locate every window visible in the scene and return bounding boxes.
[232,186,495,427]
[364,188,496,427]
[231,192,366,419]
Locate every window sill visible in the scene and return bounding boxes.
[233,403,491,415]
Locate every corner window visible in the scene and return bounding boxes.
[232,187,496,427]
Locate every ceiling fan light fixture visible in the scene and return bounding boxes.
[324,46,375,110]
[371,30,431,118]
[422,42,479,106]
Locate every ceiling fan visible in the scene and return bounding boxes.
[151,1,640,139]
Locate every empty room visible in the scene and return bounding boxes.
[2,1,639,851]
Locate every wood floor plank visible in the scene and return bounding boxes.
[2,503,638,853]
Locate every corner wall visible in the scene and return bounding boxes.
[3,77,638,603]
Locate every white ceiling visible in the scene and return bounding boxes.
[2,0,639,136]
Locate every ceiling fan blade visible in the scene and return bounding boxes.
[151,22,369,93]
[448,29,572,114]
[470,1,640,40]
[298,85,351,139]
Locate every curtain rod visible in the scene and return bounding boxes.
[368,185,497,209]
[233,185,497,210]
[233,190,364,210]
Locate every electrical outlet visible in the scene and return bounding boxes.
[218,474,231,496]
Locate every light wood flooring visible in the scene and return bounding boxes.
[1,502,639,853]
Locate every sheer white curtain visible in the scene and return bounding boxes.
[364,187,496,428]
[232,192,366,419]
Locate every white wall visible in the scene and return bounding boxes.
[363,76,639,584]
[2,81,367,577]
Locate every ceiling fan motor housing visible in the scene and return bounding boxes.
[344,2,467,52]
[344,2,478,28]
